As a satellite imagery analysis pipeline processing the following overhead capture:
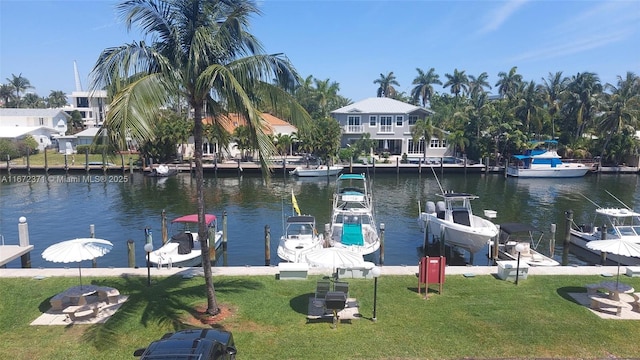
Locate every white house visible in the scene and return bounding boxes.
[61,90,108,128]
[330,97,452,159]
[0,108,70,151]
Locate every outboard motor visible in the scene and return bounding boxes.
[426,201,436,214]
[436,201,446,219]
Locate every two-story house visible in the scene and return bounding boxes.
[331,97,450,159]
[0,108,70,151]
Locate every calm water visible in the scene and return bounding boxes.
[1,171,639,268]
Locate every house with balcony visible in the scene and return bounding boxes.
[330,97,451,159]
[61,90,108,128]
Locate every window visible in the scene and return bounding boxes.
[38,117,44,125]
[369,116,376,126]
[408,116,418,126]
[379,116,392,133]
[347,116,362,133]
[407,139,424,154]
[396,116,403,126]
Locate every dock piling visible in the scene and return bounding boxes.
[264,225,270,266]
[18,217,31,268]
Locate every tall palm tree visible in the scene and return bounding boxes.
[513,80,545,134]
[0,84,14,106]
[374,71,399,98]
[495,66,522,100]
[562,72,602,140]
[443,69,469,97]
[313,78,340,117]
[48,90,69,108]
[468,72,491,99]
[6,73,33,107]
[410,67,441,107]
[91,0,310,315]
[410,117,437,162]
[598,72,640,156]
[539,71,568,138]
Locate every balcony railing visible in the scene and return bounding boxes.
[379,125,393,133]
[344,125,364,133]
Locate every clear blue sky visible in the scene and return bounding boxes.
[1,0,638,103]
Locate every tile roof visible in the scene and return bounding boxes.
[203,113,294,135]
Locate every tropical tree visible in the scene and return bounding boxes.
[48,90,68,108]
[495,66,523,100]
[410,117,436,162]
[22,93,46,108]
[597,72,640,159]
[6,73,33,107]
[273,133,293,159]
[374,71,399,98]
[468,72,492,99]
[447,130,469,157]
[561,72,603,141]
[539,71,568,138]
[513,80,545,134]
[90,0,311,316]
[298,117,341,165]
[443,68,469,97]
[313,78,340,118]
[410,67,441,107]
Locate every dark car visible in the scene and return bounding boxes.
[133,329,237,359]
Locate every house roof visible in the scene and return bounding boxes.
[75,127,102,137]
[0,108,71,118]
[0,126,60,138]
[204,113,295,135]
[331,97,433,115]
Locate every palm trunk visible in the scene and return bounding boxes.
[194,105,219,316]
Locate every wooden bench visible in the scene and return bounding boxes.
[278,262,308,280]
[97,287,120,304]
[589,295,625,316]
[62,303,101,321]
[626,266,640,277]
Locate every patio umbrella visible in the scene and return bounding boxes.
[586,238,640,287]
[304,247,365,269]
[42,238,113,289]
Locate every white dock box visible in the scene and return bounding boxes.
[497,260,529,281]
[278,262,309,280]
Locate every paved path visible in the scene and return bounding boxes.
[0,264,629,278]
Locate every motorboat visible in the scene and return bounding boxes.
[570,208,640,266]
[148,214,223,268]
[506,140,591,178]
[277,215,325,263]
[418,192,499,254]
[289,165,343,177]
[146,164,178,177]
[494,222,559,266]
[328,173,380,255]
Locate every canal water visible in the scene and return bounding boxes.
[1,171,638,268]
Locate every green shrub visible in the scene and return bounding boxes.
[0,139,20,160]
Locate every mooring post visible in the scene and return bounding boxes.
[90,224,97,267]
[26,148,31,175]
[44,148,49,174]
[379,223,385,265]
[6,155,10,175]
[222,210,228,252]
[549,223,557,258]
[600,224,608,265]
[85,148,89,173]
[127,239,136,268]
[264,225,271,266]
[18,216,31,268]
[396,157,400,174]
[563,210,573,266]
[324,223,331,247]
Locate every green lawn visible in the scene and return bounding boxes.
[1,274,639,359]
[7,152,134,167]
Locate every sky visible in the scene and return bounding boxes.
[1,0,638,103]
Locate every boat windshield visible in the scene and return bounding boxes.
[618,226,637,236]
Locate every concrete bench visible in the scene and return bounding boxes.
[626,266,640,277]
[49,293,70,311]
[585,283,603,295]
[97,287,120,304]
[589,295,625,316]
[278,262,308,280]
[62,303,101,321]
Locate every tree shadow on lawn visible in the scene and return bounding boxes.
[556,286,587,304]
[76,275,263,352]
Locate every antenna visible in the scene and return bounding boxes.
[579,193,601,208]
[605,190,632,210]
[430,166,445,194]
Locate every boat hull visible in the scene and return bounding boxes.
[570,230,640,266]
[148,231,223,268]
[290,165,343,177]
[420,212,498,254]
[506,166,589,178]
[277,235,325,263]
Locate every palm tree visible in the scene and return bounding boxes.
[539,71,568,138]
[48,90,68,108]
[374,71,399,98]
[562,72,602,140]
[443,69,469,97]
[6,73,33,107]
[598,72,640,157]
[513,80,545,134]
[410,117,436,162]
[91,0,311,316]
[410,67,441,107]
[0,84,14,106]
[468,72,492,99]
[495,66,523,100]
[314,78,340,118]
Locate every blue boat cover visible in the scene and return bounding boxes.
[342,223,364,246]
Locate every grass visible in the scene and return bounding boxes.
[6,152,132,167]
[1,273,639,359]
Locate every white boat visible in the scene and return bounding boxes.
[506,140,591,178]
[146,164,178,177]
[419,192,499,254]
[277,215,325,263]
[496,223,559,266]
[148,214,223,268]
[289,165,343,177]
[328,173,380,255]
[570,208,640,266]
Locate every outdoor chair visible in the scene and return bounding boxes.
[333,281,349,299]
[315,280,331,300]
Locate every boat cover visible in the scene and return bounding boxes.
[342,223,364,246]
[172,233,193,254]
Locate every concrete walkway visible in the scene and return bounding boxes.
[0,264,632,279]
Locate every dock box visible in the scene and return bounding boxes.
[278,262,308,280]
[626,266,640,277]
[496,260,529,281]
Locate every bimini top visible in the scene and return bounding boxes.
[172,214,217,225]
[338,173,366,180]
[596,208,640,218]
